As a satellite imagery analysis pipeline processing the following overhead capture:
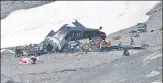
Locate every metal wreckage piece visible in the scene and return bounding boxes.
[43,20,106,52]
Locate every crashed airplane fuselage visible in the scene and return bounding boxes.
[43,20,106,52]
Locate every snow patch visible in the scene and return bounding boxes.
[144,52,162,60]
[151,82,162,83]
[1,49,15,54]
[146,71,160,77]
[1,1,160,48]
[150,54,162,60]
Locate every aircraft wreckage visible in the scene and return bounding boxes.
[43,20,106,52]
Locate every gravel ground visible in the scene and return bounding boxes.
[1,1,162,83]
[1,45,161,83]
[60,45,162,83]
[1,50,142,83]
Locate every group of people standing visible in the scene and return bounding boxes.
[17,44,43,64]
[15,44,44,57]
[15,37,134,57]
[76,39,112,53]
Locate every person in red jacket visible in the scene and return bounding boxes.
[96,41,100,51]
[107,39,111,51]
[34,51,38,57]
[31,51,38,64]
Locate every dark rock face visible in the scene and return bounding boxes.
[1,1,54,19]
[145,2,162,31]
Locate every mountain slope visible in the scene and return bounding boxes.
[106,1,162,45]
[59,2,162,83]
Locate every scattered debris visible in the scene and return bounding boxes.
[137,23,147,32]
[59,69,77,73]
[151,30,154,32]
[129,30,139,37]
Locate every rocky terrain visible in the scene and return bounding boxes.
[106,2,162,45]
[1,1,53,19]
[1,1,162,83]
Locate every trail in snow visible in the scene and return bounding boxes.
[152,82,162,83]
[1,49,15,54]
[146,71,160,77]
[144,52,162,60]
[1,1,160,48]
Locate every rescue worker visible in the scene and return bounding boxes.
[100,40,105,52]
[23,45,29,56]
[33,44,38,56]
[34,51,38,57]
[29,44,32,48]
[96,41,100,52]
[67,43,71,53]
[107,39,111,51]
[130,37,134,45]
[92,43,97,52]
[118,40,122,51]
[34,44,39,51]
[30,56,37,64]
[15,47,23,57]
[83,43,89,54]
[24,44,29,56]
[89,40,94,52]
[24,44,27,52]
[31,49,39,64]
[38,44,44,55]
[71,43,75,53]
[15,47,19,57]
[90,40,94,46]
[79,42,84,54]
[28,44,33,56]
